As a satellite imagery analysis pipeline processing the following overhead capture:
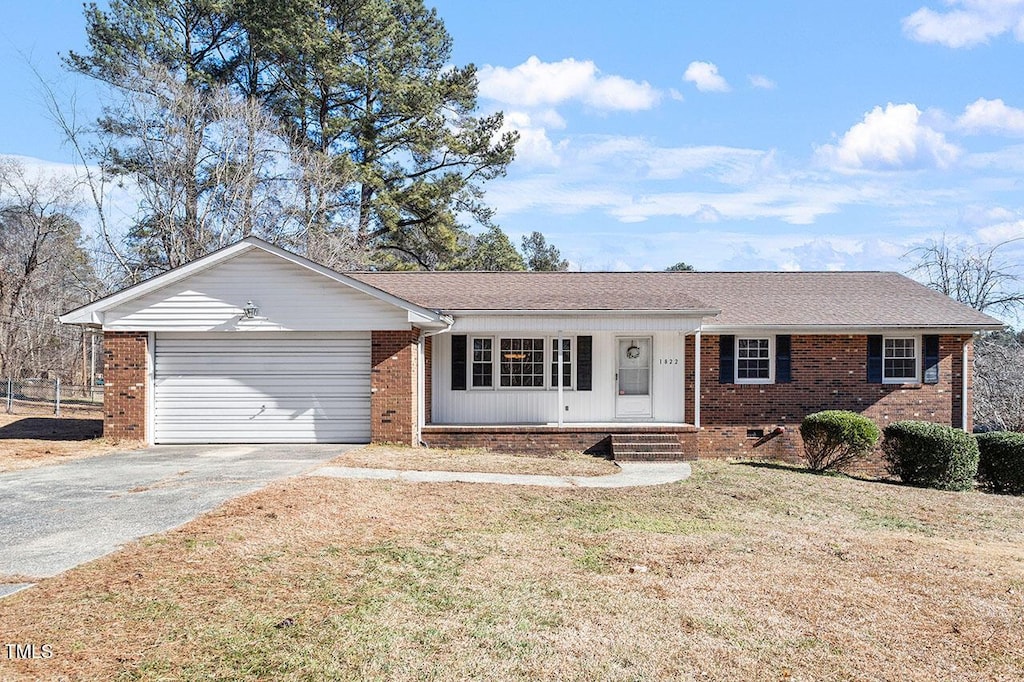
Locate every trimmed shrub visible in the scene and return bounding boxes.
[881,421,979,491]
[799,410,880,472]
[975,431,1024,495]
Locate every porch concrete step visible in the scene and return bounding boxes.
[610,434,692,462]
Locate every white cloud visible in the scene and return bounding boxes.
[817,103,961,171]
[903,0,1024,48]
[478,56,660,111]
[683,61,730,92]
[498,111,563,168]
[748,74,776,90]
[957,97,1024,135]
[976,217,1024,242]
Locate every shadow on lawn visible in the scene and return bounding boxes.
[730,459,897,485]
[0,418,103,441]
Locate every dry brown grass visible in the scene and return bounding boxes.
[0,409,138,473]
[335,444,619,476]
[1,459,1022,681]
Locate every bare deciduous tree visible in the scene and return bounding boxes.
[0,160,96,378]
[974,331,1024,432]
[908,235,1024,316]
[907,234,1024,432]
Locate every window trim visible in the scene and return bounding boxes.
[498,337,547,389]
[882,335,921,385]
[734,336,774,385]
[548,337,574,391]
[464,336,577,391]
[469,336,494,389]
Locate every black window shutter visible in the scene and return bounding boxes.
[577,335,593,391]
[867,335,883,384]
[719,335,735,384]
[923,335,940,384]
[776,335,792,384]
[451,335,467,391]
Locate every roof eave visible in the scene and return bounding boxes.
[701,322,1006,334]
[445,308,722,317]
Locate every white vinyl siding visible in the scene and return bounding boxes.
[105,249,409,332]
[433,331,685,424]
[153,332,370,443]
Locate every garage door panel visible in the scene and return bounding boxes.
[155,377,368,391]
[154,332,372,444]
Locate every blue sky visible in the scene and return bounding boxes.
[3,0,1024,274]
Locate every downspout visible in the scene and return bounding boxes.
[961,336,969,432]
[418,316,454,447]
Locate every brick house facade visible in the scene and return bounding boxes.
[65,238,1000,456]
[693,333,972,463]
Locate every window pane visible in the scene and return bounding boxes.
[737,338,770,379]
[883,338,917,380]
[500,338,545,387]
[471,338,493,387]
[550,338,572,388]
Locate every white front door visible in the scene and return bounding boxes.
[615,337,652,419]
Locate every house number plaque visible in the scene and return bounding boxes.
[658,358,679,365]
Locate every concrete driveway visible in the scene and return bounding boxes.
[0,444,358,597]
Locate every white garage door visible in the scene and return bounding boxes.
[154,332,371,443]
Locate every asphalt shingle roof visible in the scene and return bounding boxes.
[349,270,1003,329]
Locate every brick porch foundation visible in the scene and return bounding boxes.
[421,424,699,459]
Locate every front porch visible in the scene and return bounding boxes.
[420,423,700,461]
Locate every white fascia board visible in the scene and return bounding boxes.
[60,237,447,328]
[408,310,454,329]
[700,323,1005,335]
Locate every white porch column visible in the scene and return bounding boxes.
[694,330,701,429]
[557,332,564,427]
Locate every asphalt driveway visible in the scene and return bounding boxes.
[0,444,358,596]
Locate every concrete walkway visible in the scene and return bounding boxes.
[310,460,691,488]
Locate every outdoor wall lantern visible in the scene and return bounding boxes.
[242,300,259,319]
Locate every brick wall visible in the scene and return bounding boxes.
[422,425,698,458]
[698,334,973,468]
[424,335,432,424]
[371,329,420,446]
[103,331,148,441]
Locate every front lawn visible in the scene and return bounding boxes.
[1,458,1021,680]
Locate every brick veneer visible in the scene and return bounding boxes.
[422,424,698,458]
[371,329,420,446]
[697,334,973,468]
[103,331,148,441]
[424,335,432,424]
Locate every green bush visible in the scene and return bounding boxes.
[975,431,1024,495]
[799,410,880,472]
[881,421,979,491]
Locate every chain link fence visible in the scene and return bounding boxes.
[1,378,104,416]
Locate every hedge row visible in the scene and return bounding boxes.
[798,412,1024,494]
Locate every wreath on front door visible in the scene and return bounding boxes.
[626,344,641,359]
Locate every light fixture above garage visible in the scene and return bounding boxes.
[242,300,259,319]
